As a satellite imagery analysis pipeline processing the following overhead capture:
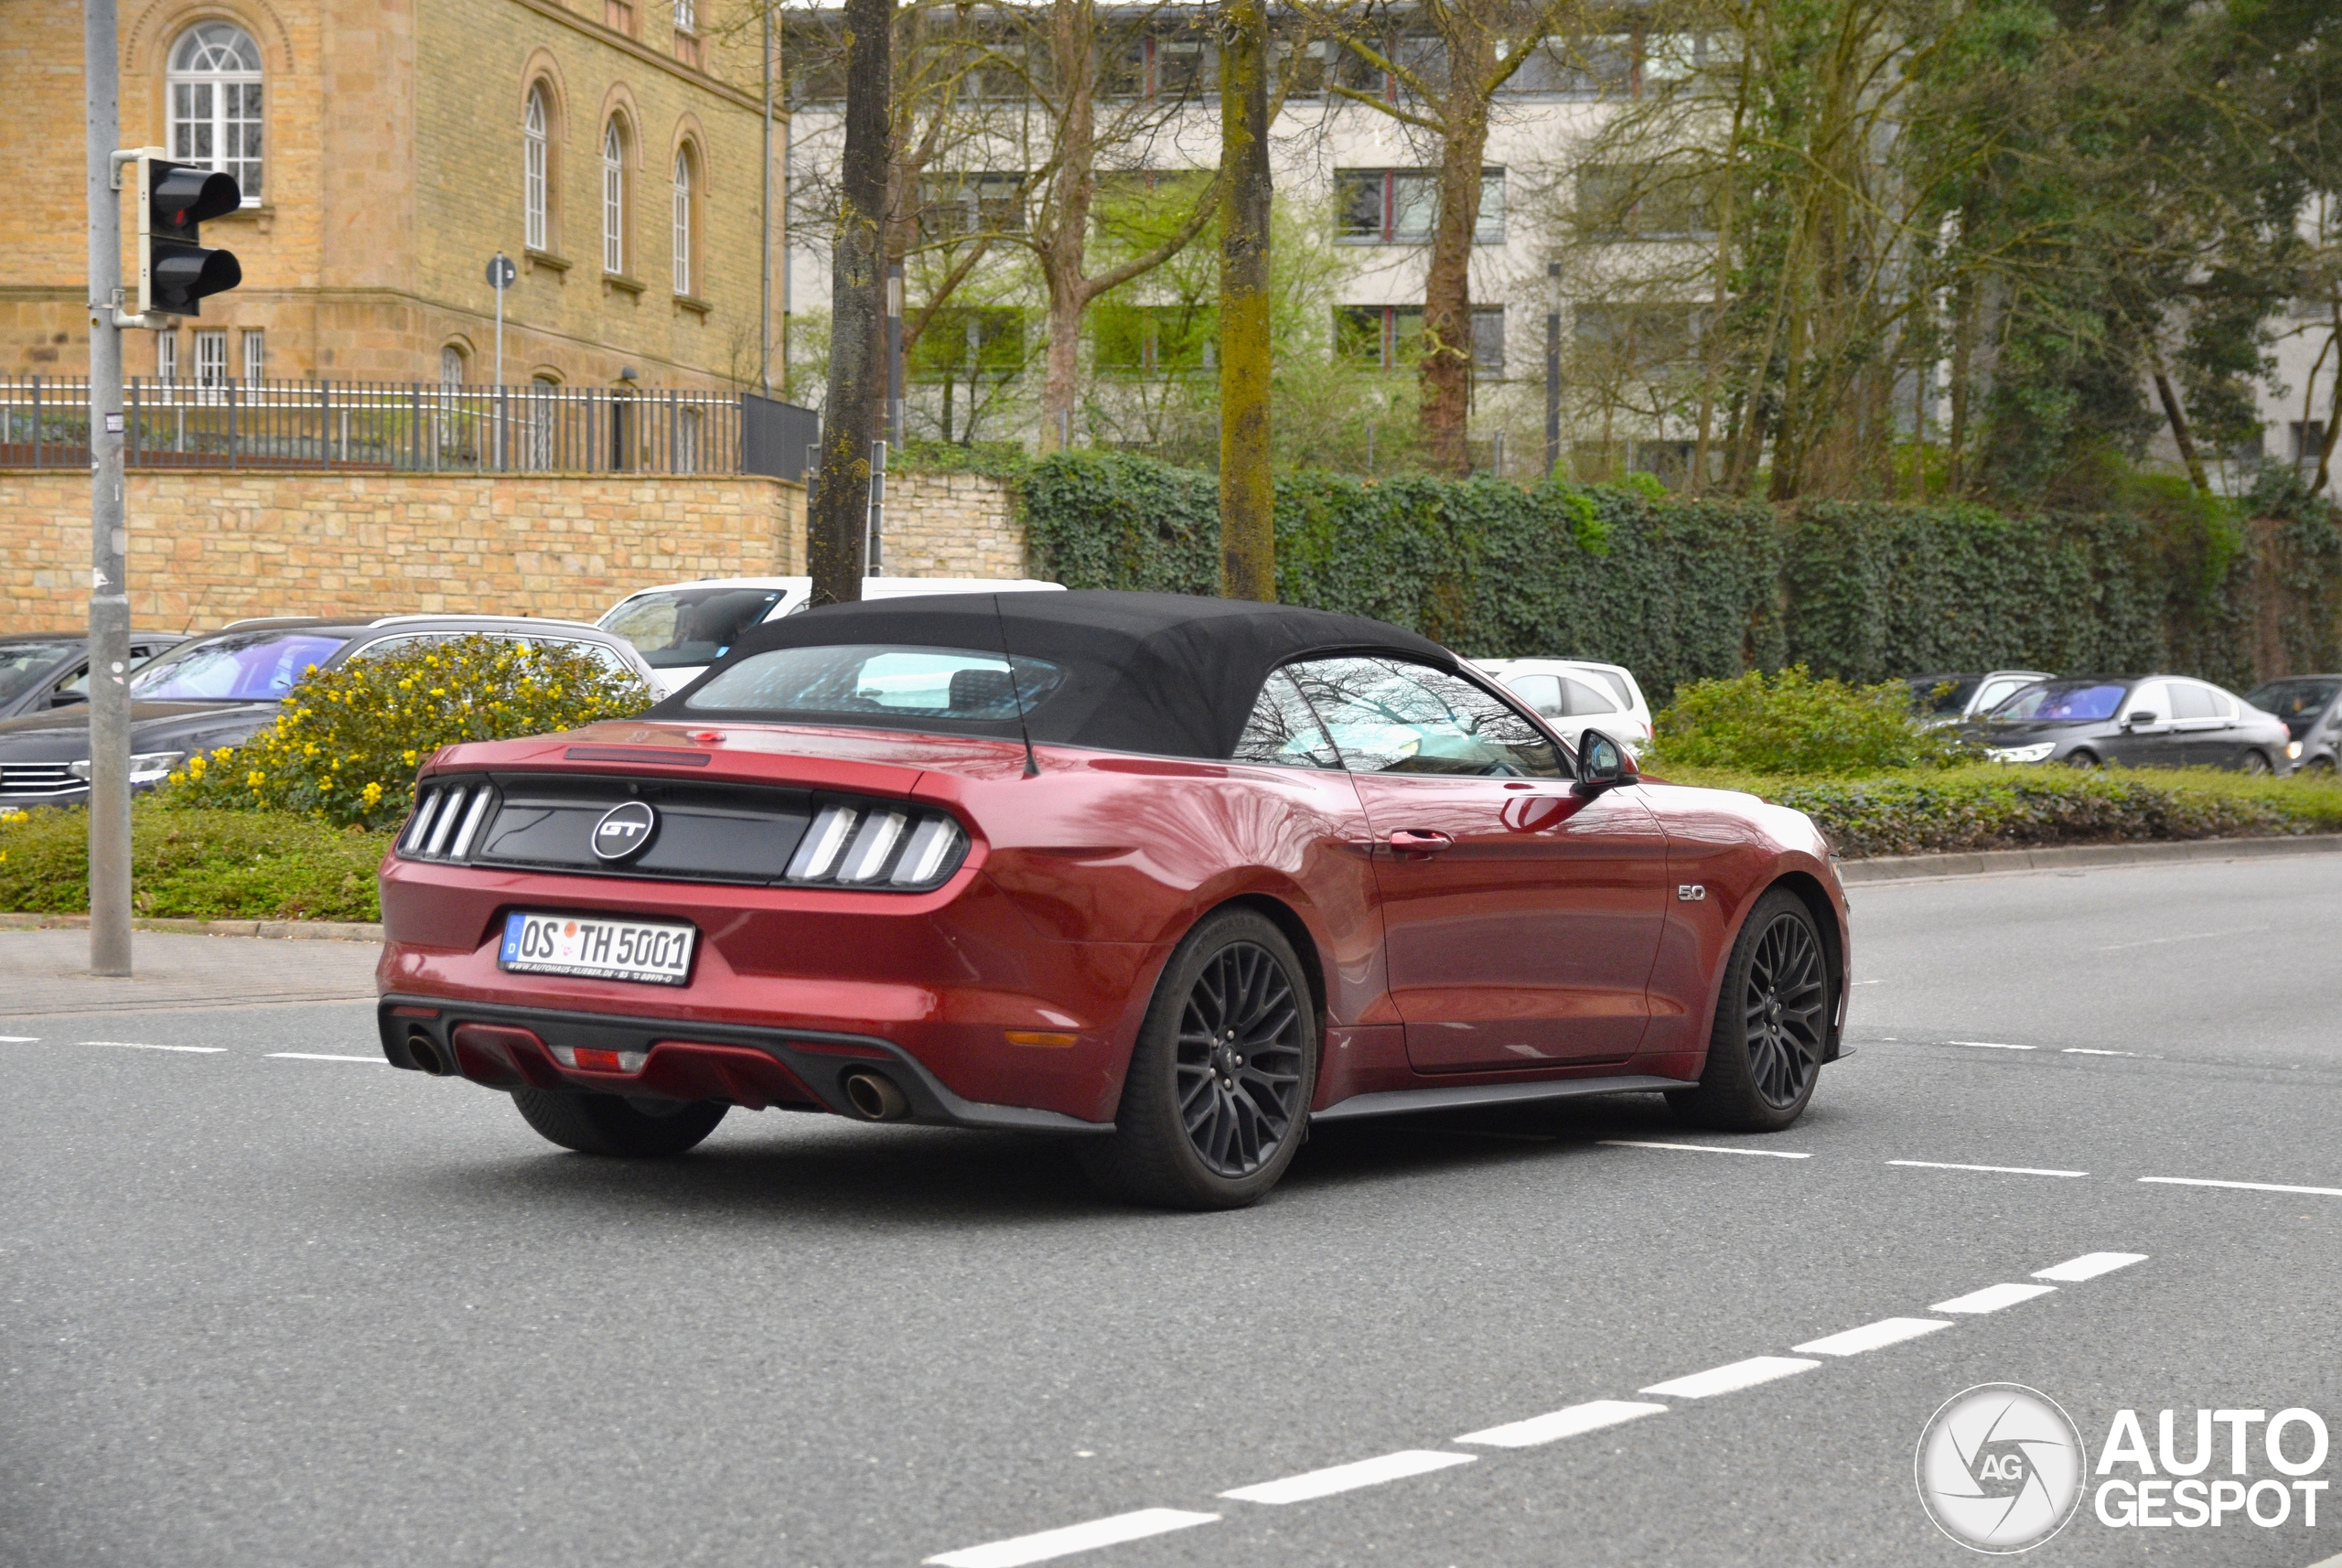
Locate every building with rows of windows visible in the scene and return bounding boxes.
[3,0,782,395]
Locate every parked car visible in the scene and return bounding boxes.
[1964,674,2292,773]
[2243,675,2342,776]
[1905,670,2053,726]
[0,631,188,721]
[0,615,654,809]
[1472,658,1655,750]
[599,576,1067,698]
[376,591,1850,1208]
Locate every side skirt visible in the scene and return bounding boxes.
[1310,1073,1700,1124]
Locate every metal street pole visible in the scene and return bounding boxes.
[1545,261,1563,480]
[485,253,514,466]
[886,262,904,447]
[85,0,133,977]
[761,2,774,398]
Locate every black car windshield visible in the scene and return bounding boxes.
[602,587,786,669]
[0,641,79,703]
[2246,678,2340,726]
[1988,681,2128,724]
[128,632,348,702]
[684,644,1067,723]
[1907,675,1981,715]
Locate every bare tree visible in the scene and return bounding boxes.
[809,0,891,606]
[1219,0,1274,597]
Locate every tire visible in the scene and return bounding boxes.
[511,1088,727,1156]
[2307,757,2336,778]
[2065,749,2100,768]
[1080,908,1317,1210]
[2241,750,2272,776]
[1669,887,1830,1133]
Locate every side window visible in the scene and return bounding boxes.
[348,633,450,662]
[2126,682,2169,722]
[1504,673,1563,716]
[1560,674,1617,714]
[1231,669,1343,768]
[2170,683,2218,721]
[1287,656,1565,778]
[1973,678,2025,713]
[537,638,637,680]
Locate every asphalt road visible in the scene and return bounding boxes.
[4,854,2338,1568]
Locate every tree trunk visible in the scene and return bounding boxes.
[1420,81,1489,476]
[1945,275,1974,497]
[811,0,891,606]
[2316,317,2340,496]
[1035,0,1097,455]
[2149,344,2211,493]
[1218,0,1273,600]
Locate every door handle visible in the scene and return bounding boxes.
[1387,830,1456,857]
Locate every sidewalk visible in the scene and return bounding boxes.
[0,928,381,1017]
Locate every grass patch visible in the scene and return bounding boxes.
[0,802,392,921]
[1656,763,2342,858]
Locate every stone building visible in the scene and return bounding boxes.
[2,0,784,393]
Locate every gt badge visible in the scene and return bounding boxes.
[592,800,658,862]
[1677,884,1707,902]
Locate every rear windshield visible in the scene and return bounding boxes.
[2246,678,2340,724]
[128,632,348,702]
[1988,681,2127,724]
[684,644,1067,725]
[0,641,78,703]
[601,588,785,669]
[1907,675,1981,715]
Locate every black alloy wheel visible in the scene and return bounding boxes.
[1082,908,1318,1209]
[1670,887,1831,1133]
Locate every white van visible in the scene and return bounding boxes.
[599,576,1066,697]
[1472,658,1655,753]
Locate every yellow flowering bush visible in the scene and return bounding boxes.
[161,634,652,830]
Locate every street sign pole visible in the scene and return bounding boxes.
[486,253,514,467]
[85,0,133,977]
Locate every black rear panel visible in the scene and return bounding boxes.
[471,773,812,884]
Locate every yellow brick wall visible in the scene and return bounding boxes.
[0,0,780,392]
[880,472,1028,580]
[0,468,807,628]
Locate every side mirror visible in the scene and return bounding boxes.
[2125,710,2156,728]
[50,689,87,707]
[1575,728,1638,791]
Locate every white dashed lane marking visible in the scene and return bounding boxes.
[81,1039,225,1054]
[1598,1140,1811,1160]
[1947,1039,2035,1050]
[2033,1251,2147,1282]
[1639,1356,1821,1400]
[1929,1283,2058,1314]
[2140,1176,2342,1198]
[1455,1400,1667,1449]
[1792,1317,1955,1357]
[267,1052,387,1064]
[922,1509,1219,1568]
[1886,1159,2089,1178]
[0,1035,39,1042]
[1219,1450,1476,1505]
[2062,1047,2135,1057]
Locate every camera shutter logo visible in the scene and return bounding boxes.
[591,800,658,862]
[1916,1384,2088,1552]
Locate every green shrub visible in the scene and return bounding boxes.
[0,802,391,921]
[1662,764,2342,857]
[1649,665,1965,774]
[162,634,651,830]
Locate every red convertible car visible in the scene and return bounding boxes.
[376,593,1848,1208]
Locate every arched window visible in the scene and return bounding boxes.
[168,22,264,201]
[602,120,628,275]
[523,88,550,252]
[440,345,467,385]
[671,147,694,296]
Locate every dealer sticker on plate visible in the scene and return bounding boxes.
[499,911,696,985]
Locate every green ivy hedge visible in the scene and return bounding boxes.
[1019,450,2342,698]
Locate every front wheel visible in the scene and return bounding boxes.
[1080,909,1317,1209]
[2065,749,2100,768]
[2306,757,2336,778]
[2241,750,2273,776]
[1669,888,1830,1133]
[511,1089,727,1156]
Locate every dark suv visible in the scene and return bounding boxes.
[0,615,653,809]
[2244,675,2342,776]
[0,632,188,721]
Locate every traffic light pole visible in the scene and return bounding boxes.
[84,0,134,977]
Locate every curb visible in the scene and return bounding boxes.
[1838,833,2342,885]
[0,912,384,941]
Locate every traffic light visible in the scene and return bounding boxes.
[136,154,242,317]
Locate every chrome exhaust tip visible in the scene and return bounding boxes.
[405,1029,456,1077]
[841,1069,911,1122]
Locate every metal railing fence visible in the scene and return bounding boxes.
[0,375,747,476]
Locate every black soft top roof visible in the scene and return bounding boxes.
[657,589,1454,759]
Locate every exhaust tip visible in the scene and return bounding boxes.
[841,1069,911,1122]
[406,1029,456,1077]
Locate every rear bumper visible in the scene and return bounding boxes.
[378,993,1113,1134]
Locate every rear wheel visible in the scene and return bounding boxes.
[2241,750,2273,776]
[511,1089,727,1156]
[2065,749,2100,768]
[1080,909,1316,1210]
[1669,888,1830,1133]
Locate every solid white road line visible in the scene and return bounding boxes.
[1886,1159,2089,1177]
[1639,1357,1821,1400]
[2034,1251,2149,1283]
[2141,1176,2342,1198]
[1599,1140,1811,1160]
[1947,1040,2035,1050]
[2062,1048,2135,1057]
[1219,1451,1475,1506]
[266,1052,387,1063]
[1792,1317,1956,1357]
[82,1039,226,1054]
[924,1509,1219,1568]
[0,1035,39,1042]
[1929,1283,2058,1315]
[1455,1400,1668,1449]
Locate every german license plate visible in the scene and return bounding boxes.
[499,911,696,985]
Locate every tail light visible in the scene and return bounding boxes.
[787,800,968,889]
[401,779,500,862]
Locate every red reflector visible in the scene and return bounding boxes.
[573,1047,628,1072]
[391,1005,441,1018]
